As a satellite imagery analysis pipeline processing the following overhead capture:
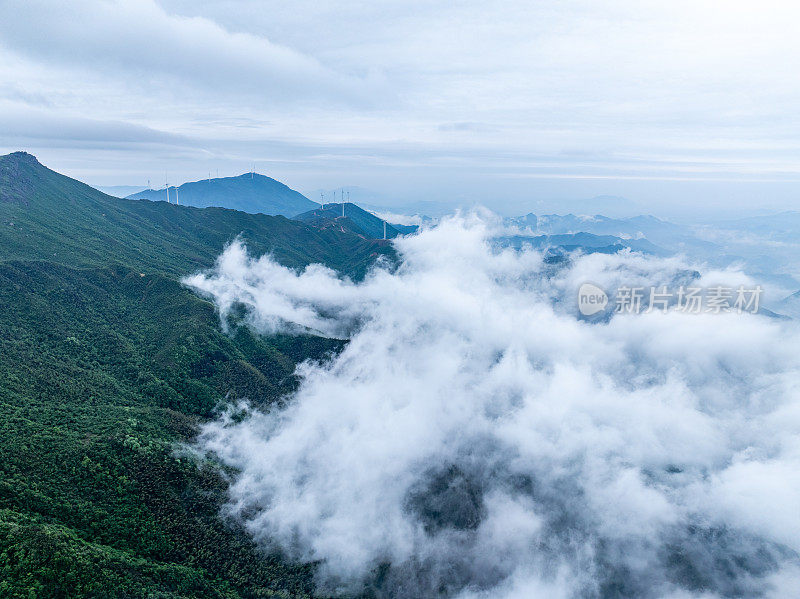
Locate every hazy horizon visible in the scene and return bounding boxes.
[3,0,800,219]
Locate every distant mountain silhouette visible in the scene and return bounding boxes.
[126,172,316,217]
[717,211,800,243]
[294,203,416,239]
[506,212,723,258]
[498,231,669,256]
[0,151,394,595]
[508,213,683,238]
[0,151,391,277]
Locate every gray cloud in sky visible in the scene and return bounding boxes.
[0,107,189,145]
[2,0,800,215]
[0,0,377,105]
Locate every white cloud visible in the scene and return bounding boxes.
[0,105,187,145]
[188,213,800,597]
[0,0,375,105]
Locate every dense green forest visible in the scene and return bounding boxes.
[0,152,390,598]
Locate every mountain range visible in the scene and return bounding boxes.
[0,151,391,597]
[1,153,388,276]
[126,172,317,217]
[2,150,797,597]
[508,212,685,241]
[294,202,417,239]
[498,231,669,256]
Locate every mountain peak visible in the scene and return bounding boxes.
[126,171,316,216]
[1,151,42,168]
[294,202,413,239]
[1,151,47,205]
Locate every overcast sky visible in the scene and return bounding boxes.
[2,0,800,217]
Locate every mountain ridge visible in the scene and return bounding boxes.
[294,202,416,239]
[0,151,390,597]
[0,151,391,278]
[126,172,317,217]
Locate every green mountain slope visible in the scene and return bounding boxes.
[294,202,415,239]
[126,173,317,217]
[0,152,388,598]
[1,152,391,278]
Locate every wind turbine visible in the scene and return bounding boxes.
[175,185,180,206]
[383,220,387,240]
[165,173,170,204]
[320,192,325,210]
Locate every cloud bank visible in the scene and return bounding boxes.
[0,0,372,105]
[187,214,800,598]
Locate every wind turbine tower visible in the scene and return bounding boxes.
[165,174,170,204]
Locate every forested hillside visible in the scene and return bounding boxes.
[125,173,317,217]
[0,152,389,598]
[294,203,412,239]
